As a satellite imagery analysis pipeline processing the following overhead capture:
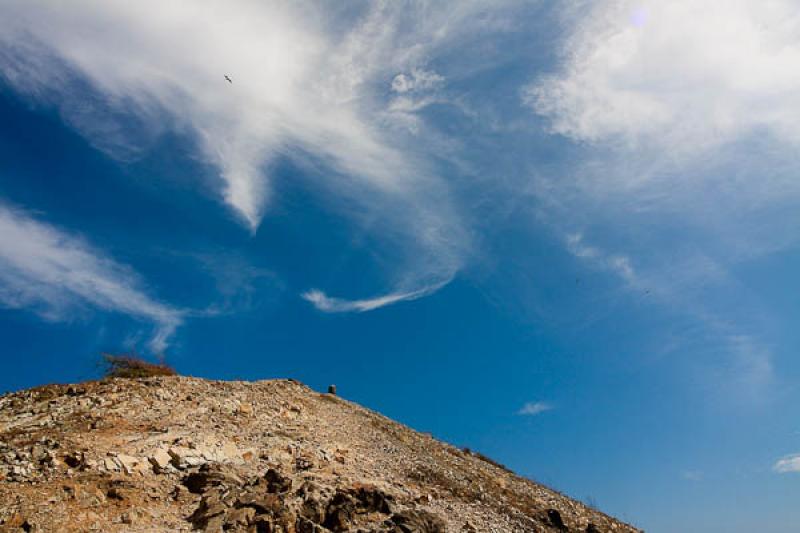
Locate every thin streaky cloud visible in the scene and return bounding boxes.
[517,401,553,416]
[302,279,450,313]
[0,203,182,352]
[566,233,637,285]
[564,231,776,405]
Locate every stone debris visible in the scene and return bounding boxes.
[0,377,640,532]
[114,453,149,475]
[187,465,443,533]
[148,448,173,473]
[168,447,207,470]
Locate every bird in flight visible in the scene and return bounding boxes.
[224,75,232,84]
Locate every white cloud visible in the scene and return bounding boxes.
[0,1,414,229]
[566,233,638,285]
[0,1,493,307]
[526,0,800,265]
[517,401,553,416]
[391,69,445,94]
[385,68,448,134]
[302,279,450,313]
[0,204,182,351]
[773,454,800,474]
[526,0,800,152]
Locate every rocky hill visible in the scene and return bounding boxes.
[0,377,639,532]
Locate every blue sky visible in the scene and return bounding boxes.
[1,1,800,530]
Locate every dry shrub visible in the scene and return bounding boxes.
[102,353,176,379]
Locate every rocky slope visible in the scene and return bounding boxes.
[0,377,639,532]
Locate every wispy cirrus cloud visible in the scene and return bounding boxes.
[565,233,637,286]
[0,203,182,351]
[0,1,519,309]
[302,278,450,313]
[515,0,800,409]
[0,1,411,229]
[563,230,777,404]
[517,401,553,416]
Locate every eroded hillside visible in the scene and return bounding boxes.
[0,377,639,532]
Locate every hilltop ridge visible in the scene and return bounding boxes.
[0,377,639,532]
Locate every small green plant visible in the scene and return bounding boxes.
[101,353,177,379]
